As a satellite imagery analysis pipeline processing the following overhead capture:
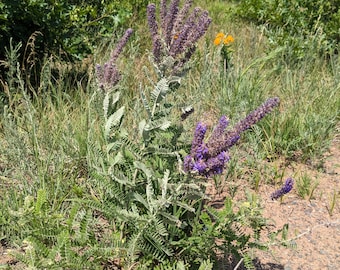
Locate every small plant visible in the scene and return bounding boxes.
[296,173,319,200]
[326,190,339,217]
[213,32,235,74]
[8,190,104,269]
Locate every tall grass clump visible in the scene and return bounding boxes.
[0,32,104,268]
[2,0,339,269]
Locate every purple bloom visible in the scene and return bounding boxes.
[184,122,230,176]
[147,4,162,63]
[205,151,230,176]
[169,20,192,57]
[95,63,121,90]
[190,122,207,158]
[184,98,280,176]
[169,6,199,57]
[147,1,211,75]
[193,159,208,173]
[207,97,280,157]
[164,0,180,46]
[183,155,194,172]
[185,10,212,47]
[96,28,133,90]
[271,178,294,200]
[233,97,280,134]
[110,28,133,64]
[171,0,193,38]
[209,116,229,143]
[160,0,168,35]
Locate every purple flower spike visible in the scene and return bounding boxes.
[171,0,193,38]
[209,116,229,142]
[183,155,194,172]
[183,98,280,177]
[190,122,207,157]
[271,178,294,200]
[234,97,280,134]
[110,28,133,64]
[164,0,180,46]
[96,28,133,90]
[205,151,230,176]
[147,4,162,63]
[147,1,211,75]
[207,97,280,157]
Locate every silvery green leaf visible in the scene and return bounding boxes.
[151,78,169,112]
[133,160,152,179]
[104,106,125,138]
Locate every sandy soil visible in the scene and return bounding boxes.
[254,139,340,270]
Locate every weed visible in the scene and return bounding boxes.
[296,173,319,200]
[326,190,339,217]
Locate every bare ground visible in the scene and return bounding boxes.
[254,138,340,270]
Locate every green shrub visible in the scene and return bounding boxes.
[236,0,340,60]
[0,0,148,61]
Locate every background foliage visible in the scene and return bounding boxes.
[236,0,340,60]
[0,0,148,61]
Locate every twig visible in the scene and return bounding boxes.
[233,258,243,270]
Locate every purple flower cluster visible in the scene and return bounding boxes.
[271,178,294,200]
[147,0,212,72]
[207,97,280,157]
[96,28,133,91]
[184,98,280,176]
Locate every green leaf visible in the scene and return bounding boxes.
[35,188,47,215]
[198,259,213,270]
[103,91,120,119]
[133,160,152,179]
[104,106,125,138]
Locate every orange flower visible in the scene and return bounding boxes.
[214,36,223,46]
[214,32,225,46]
[223,34,234,45]
[215,32,225,39]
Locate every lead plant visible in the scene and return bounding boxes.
[91,0,288,268]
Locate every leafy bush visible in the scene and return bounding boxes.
[0,0,148,61]
[236,0,340,59]
[82,2,287,268]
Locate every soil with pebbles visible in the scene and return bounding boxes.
[254,139,340,270]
